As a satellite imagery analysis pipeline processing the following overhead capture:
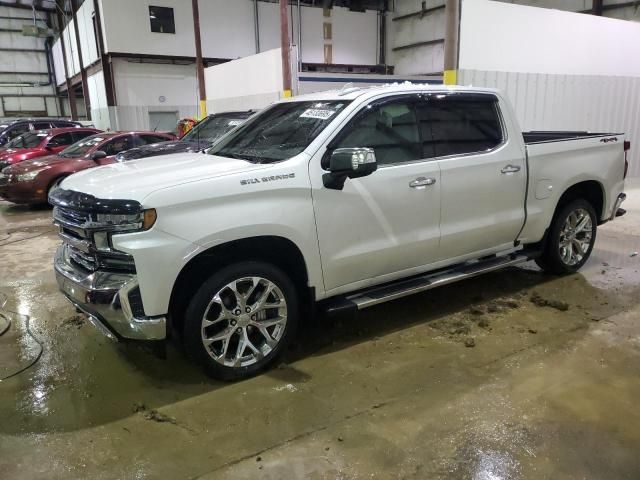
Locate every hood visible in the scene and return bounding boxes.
[6,154,83,174]
[60,152,270,203]
[0,148,44,164]
[118,140,200,160]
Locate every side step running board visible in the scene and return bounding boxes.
[322,253,532,315]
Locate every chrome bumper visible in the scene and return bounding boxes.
[54,244,166,341]
[610,193,627,221]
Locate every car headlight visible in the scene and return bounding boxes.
[94,208,157,232]
[16,170,42,182]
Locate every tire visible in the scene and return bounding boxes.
[535,199,597,274]
[183,261,299,381]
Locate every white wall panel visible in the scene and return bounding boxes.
[199,0,254,59]
[113,59,197,107]
[99,0,196,57]
[459,69,640,177]
[52,38,66,86]
[77,0,99,66]
[460,0,640,76]
[204,47,283,112]
[332,7,378,65]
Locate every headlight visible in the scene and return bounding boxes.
[16,170,43,182]
[94,208,157,232]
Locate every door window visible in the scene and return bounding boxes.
[6,124,29,141]
[102,136,135,156]
[422,95,503,158]
[71,131,96,142]
[332,98,421,166]
[138,134,169,145]
[48,132,74,147]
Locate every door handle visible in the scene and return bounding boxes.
[409,177,436,188]
[501,164,521,174]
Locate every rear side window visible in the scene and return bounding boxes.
[32,122,52,130]
[138,134,169,145]
[54,121,78,128]
[103,135,135,156]
[421,95,503,158]
[48,132,74,147]
[71,131,96,142]
[333,98,422,166]
[6,124,29,141]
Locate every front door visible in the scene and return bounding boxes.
[310,95,441,294]
[426,93,526,259]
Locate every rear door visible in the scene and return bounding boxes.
[47,132,75,154]
[429,93,526,260]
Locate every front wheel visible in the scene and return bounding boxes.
[183,261,298,381]
[535,199,597,274]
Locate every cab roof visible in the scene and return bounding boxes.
[279,83,501,103]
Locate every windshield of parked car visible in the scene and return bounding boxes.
[58,135,105,158]
[6,131,48,149]
[182,114,250,145]
[209,101,350,163]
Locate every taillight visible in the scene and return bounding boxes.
[624,140,630,179]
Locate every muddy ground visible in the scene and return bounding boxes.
[1,182,639,479]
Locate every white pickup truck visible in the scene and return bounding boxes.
[50,84,629,380]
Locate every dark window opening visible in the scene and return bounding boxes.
[421,95,503,158]
[334,99,422,166]
[149,6,175,34]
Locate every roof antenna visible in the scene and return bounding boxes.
[339,82,354,93]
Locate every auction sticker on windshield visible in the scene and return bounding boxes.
[300,109,336,120]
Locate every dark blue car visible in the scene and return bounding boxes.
[115,110,255,161]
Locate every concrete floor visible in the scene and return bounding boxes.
[1,182,639,480]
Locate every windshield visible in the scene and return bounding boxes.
[59,135,105,158]
[209,101,350,163]
[6,131,48,149]
[182,115,249,145]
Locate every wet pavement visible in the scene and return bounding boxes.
[1,182,639,479]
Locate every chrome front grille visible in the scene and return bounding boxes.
[68,245,98,271]
[54,206,136,273]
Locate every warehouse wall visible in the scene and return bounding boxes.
[110,59,198,131]
[0,5,60,117]
[96,0,378,65]
[389,0,445,75]
[459,0,640,177]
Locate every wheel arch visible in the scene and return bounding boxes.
[168,235,312,337]
[555,180,605,222]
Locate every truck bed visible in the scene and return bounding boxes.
[523,131,621,144]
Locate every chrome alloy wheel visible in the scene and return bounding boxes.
[200,277,288,367]
[558,208,593,266]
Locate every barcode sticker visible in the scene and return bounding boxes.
[299,109,336,120]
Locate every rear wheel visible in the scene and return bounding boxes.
[183,261,298,381]
[535,199,597,274]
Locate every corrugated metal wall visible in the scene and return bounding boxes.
[459,69,640,177]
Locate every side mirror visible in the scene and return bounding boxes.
[323,147,377,190]
[90,150,107,161]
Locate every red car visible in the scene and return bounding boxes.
[0,127,102,170]
[0,131,175,204]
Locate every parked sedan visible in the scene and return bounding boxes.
[0,128,102,171]
[0,131,174,204]
[116,110,254,161]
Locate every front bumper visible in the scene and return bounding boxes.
[54,244,166,341]
[0,177,46,204]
